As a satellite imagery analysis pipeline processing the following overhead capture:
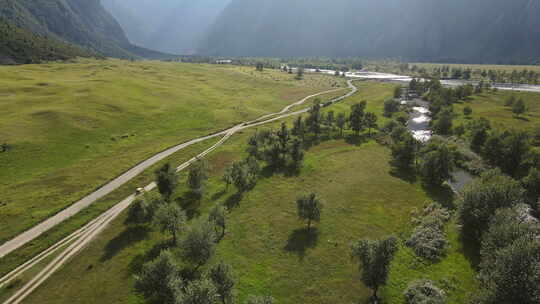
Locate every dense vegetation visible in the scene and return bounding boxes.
[0,20,96,64]
[0,0,171,59]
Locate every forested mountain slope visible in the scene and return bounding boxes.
[0,0,171,59]
[199,0,540,64]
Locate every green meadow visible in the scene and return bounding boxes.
[0,59,343,243]
[18,81,476,304]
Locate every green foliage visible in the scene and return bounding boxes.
[209,204,227,240]
[364,112,378,136]
[406,203,450,261]
[391,133,417,170]
[458,169,526,241]
[296,193,323,230]
[0,19,95,64]
[155,163,179,200]
[208,262,236,304]
[349,102,367,135]
[512,98,527,117]
[403,280,446,304]
[134,250,179,304]
[432,108,453,136]
[229,158,260,193]
[177,278,220,304]
[351,236,398,300]
[181,221,217,269]
[419,143,455,186]
[187,159,209,198]
[154,203,187,243]
[383,98,400,118]
[522,168,540,202]
[126,192,162,224]
[463,106,472,117]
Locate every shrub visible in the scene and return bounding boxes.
[404,280,446,304]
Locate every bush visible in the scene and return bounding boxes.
[407,203,450,261]
[404,280,446,304]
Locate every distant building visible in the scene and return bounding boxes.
[216,60,232,64]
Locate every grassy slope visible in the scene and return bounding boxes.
[21,82,476,304]
[0,60,343,243]
[453,89,540,132]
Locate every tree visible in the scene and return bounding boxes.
[295,67,304,80]
[393,86,402,99]
[391,133,417,170]
[463,106,472,117]
[255,62,264,72]
[420,143,454,186]
[181,221,216,269]
[458,169,525,241]
[522,168,540,202]
[307,101,322,136]
[230,159,259,193]
[336,112,347,136]
[208,262,235,304]
[187,159,209,198]
[364,112,378,136]
[383,98,399,117]
[155,163,178,200]
[127,192,162,224]
[296,193,322,231]
[177,279,219,304]
[154,203,187,243]
[350,102,367,135]
[512,98,526,117]
[135,250,179,304]
[351,236,398,302]
[245,296,274,304]
[433,108,453,135]
[277,122,290,157]
[468,118,491,152]
[289,138,304,171]
[291,116,305,139]
[209,205,227,240]
[222,166,234,192]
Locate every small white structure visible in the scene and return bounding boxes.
[216,60,232,64]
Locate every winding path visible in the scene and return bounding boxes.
[0,80,358,304]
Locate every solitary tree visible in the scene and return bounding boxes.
[296,67,304,80]
[420,143,454,186]
[154,203,187,243]
[351,236,398,302]
[336,113,347,136]
[209,205,227,240]
[350,102,367,135]
[512,98,526,117]
[296,193,322,231]
[383,98,399,117]
[364,112,378,136]
[187,159,209,198]
[208,262,235,304]
[255,63,264,72]
[463,106,472,117]
[182,221,216,269]
[135,250,179,304]
[155,163,178,200]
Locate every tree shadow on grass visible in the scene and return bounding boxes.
[100,225,150,262]
[178,192,201,220]
[389,166,417,184]
[345,134,368,146]
[224,192,243,210]
[211,190,227,201]
[284,227,319,260]
[128,240,170,275]
[514,116,530,122]
[458,230,481,270]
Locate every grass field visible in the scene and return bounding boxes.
[453,89,540,133]
[0,59,344,243]
[18,82,476,304]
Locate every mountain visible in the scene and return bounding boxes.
[199,0,540,64]
[0,0,172,59]
[102,0,231,55]
[0,19,96,64]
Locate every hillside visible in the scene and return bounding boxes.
[102,0,231,54]
[0,20,96,64]
[0,0,172,59]
[199,0,540,64]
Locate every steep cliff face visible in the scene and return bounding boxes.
[198,0,540,63]
[102,0,231,54]
[0,0,170,58]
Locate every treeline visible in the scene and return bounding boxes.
[402,64,540,85]
[0,19,97,64]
